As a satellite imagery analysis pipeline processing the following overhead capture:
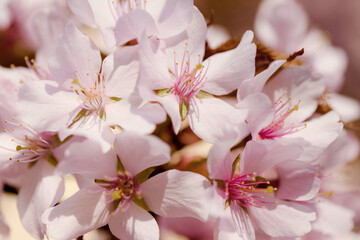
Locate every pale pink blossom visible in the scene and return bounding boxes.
[238,65,343,159]
[137,8,255,142]
[206,137,319,239]
[17,23,165,151]
[43,131,210,240]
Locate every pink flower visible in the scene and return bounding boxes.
[238,65,343,160]
[43,131,210,240]
[137,8,255,142]
[0,118,66,239]
[17,23,165,151]
[206,137,319,239]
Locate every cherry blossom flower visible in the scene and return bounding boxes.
[206,136,319,239]
[0,118,66,239]
[238,65,343,160]
[137,8,255,142]
[43,131,210,240]
[17,23,165,151]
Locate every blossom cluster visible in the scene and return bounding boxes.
[0,0,359,239]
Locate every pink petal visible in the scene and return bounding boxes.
[214,216,240,240]
[115,9,158,46]
[202,30,256,95]
[155,94,182,133]
[237,60,286,101]
[188,97,249,144]
[327,93,360,123]
[108,202,159,240]
[287,111,343,149]
[56,139,118,179]
[240,92,274,138]
[263,65,324,124]
[105,97,166,134]
[102,45,140,98]
[114,131,170,176]
[248,200,316,238]
[18,161,64,239]
[164,7,207,72]
[276,160,320,201]
[141,170,211,221]
[42,185,111,240]
[48,22,102,89]
[207,133,238,181]
[69,0,115,28]
[240,140,303,175]
[311,199,354,237]
[137,33,172,93]
[230,203,256,240]
[147,0,194,38]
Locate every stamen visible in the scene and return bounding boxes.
[259,93,306,139]
[227,173,276,208]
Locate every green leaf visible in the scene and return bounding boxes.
[134,167,155,185]
[108,96,122,103]
[156,88,171,97]
[131,195,150,211]
[196,90,213,99]
[179,101,189,121]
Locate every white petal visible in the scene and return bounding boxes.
[108,202,159,240]
[114,131,170,176]
[42,185,111,240]
[141,170,211,221]
[202,31,256,95]
[18,161,64,239]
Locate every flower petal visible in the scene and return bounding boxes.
[108,202,159,240]
[18,161,64,239]
[141,170,211,221]
[188,97,249,144]
[248,200,316,238]
[202,30,256,95]
[230,203,255,240]
[114,131,170,176]
[115,9,158,46]
[49,22,102,89]
[42,185,111,240]
[55,139,118,179]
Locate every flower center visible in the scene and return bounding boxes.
[227,173,276,208]
[170,46,208,102]
[96,171,140,213]
[2,119,52,163]
[259,93,305,139]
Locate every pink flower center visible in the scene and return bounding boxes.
[96,171,140,213]
[170,46,208,102]
[259,93,306,139]
[227,173,276,208]
[2,118,52,163]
